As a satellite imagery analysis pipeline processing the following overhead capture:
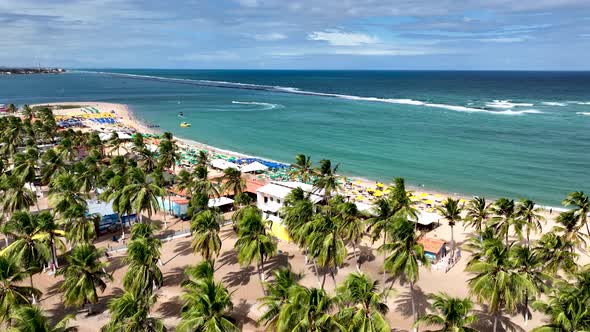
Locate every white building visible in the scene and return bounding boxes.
[256,181,323,221]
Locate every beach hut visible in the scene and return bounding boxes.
[86,199,137,235]
[208,197,234,212]
[241,161,268,173]
[415,211,440,226]
[211,159,240,170]
[418,237,447,261]
[158,196,189,218]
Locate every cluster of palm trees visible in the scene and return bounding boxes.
[1,105,589,331]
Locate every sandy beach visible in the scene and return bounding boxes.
[28,101,589,331]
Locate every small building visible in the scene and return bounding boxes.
[158,196,189,218]
[256,181,323,220]
[418,237,447,262]
[86,200,137,235]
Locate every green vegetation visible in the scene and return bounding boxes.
[0,106,589,331]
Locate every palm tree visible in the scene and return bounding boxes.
[177,276,238,332]
[62,204,97,246]
[34,212,66,271]
[275,286,343,331]
[196,150,209,167]
[511,245,550,326]
[236,208,277,289]
[437,197,463,259]
[466,242,535,332]
[48,173,87,217]
[57,244,112,314]
[490,198,517,246]
[336,201,365,271]
[9,305,76,332]
[532,280,590,332]
[0,255,41,325]
[107,132,121,156]
[381,217,430,329]
[157,136,179,171]
[40,149,66,185]
[562,191,590,240]
[1,175,37,217]
[123,237,163,296]
[367,197,400,285]
[1,212,51,304]
[305,213,347,289]
[220,167,246,196]
[553,210,587,249]
[415,293,477,332]
[190,210,222,262]
[336,272,390,332]
[289,154,315,183]
[313,159,342,201]
[181,260,215,291]
[100,173,130,240]
[193,165,220,198]
[388,177,418,220]
[533,233,578,274]
[102,291,166,332]
[515,199,544,247]
[122,167,165,223]
[257,267,300,330]
[464,196,490,235]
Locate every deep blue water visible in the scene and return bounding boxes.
[1,69,589,205]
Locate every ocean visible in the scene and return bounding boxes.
[1,69,589,205]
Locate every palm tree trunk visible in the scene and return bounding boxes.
[353,242,360,271]
[29,182,41,212]
[51,237,58,270]
[330,268,337,289]
[259,261,266,294]
[493,312,498,332]
[312,259,321,287]
[382,232,387,285]
[524,291,529,326]
[30,275,36,304]
[450,225,455,260]
[410,282,417,332]
[118,213,125,240]
[321,272,327,290]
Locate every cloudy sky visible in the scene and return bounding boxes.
[1,0,590,70]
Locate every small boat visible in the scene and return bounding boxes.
[180,122,191,128]
[178,112,184,118]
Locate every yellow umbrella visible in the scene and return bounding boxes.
[434,194,442,198]
[419,192,428,198]
[355,195,364,201]
[374,190,383,197]
[355,180,362,185]
[459,198,467,204]
[425,199,434,204]
[376,182,384,188]
[270,223,292,242]
[367,187,375,193]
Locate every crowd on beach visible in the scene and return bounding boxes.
[0,102,589,332]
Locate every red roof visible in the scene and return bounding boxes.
[418,237,446,254]
[169,196,189,205]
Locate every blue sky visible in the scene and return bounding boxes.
[1,0,590,70]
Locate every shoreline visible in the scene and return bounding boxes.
[34,101,568,212]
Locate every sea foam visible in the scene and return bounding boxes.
[486,100,534,109]
[541,101,567,106]
[232,101,282,110]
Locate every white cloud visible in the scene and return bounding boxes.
[307,30,378,46]
[252,32,287,41]
[480,37,526,43]
[169,51,239,62]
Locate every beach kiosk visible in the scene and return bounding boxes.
[86,199,137,235]
[418,237,447,262]
[158,196,189,219]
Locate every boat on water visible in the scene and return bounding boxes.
[178,111,184,118]
[180,122,191,128]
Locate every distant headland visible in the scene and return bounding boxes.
[0,67,65,75]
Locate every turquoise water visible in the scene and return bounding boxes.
[1,70,589,205]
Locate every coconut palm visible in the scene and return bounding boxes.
[1,212,51,304]
[336,201,365,270]
[122,167,165,223]
[336,272,390,332]
[107,132,121,156]
[124,237,163,296]
[515,199,544,247]
[196,150,209,167]
[193,165,220,198]
[562,191,590,240]
[181,260,215,291]
[48,173,87,217]
[380,217,430,328]
[0,255,41,324]
[388,177,418,220]
[313,159,342,201]
[102,291,165,332]
[289,154,315,183]
[464,196,490,235]
[437,197,463,259]
[100,174,130,239]
[415,293,477,332]
[12,148,39,188]
[257,267,300,330]
[8,305,77,332]
[533,233,578,274]
[34,212,66,271]
[57,244,112,314]
[177,277,238,332]
[220,167,246,196]
[532,280,590,332]
[511,245,550,326]
[467,242,535,332]
[275,286,343,332]
[305,213,347,289]
[281,188,314,246]
[1,175,37,216]
[40,149,66,185]
[190,210,222,262]
[236,208,277,288]
[367,197,400,285]
[157,136,179,171]
[553,210,587,249]
[62,204,97,246]
[463,228,504,267]
[490,198,517,246]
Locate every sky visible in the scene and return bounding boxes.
[1,0,590,70]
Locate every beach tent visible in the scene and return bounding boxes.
[208,197,234,208]
[210,159,240,170]
[116,132,133,140]
[415,211,440,226]
[241,161,268,173]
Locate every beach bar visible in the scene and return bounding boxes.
[86,200,137,234]
[418,237,447,261]
[158,196,189,218]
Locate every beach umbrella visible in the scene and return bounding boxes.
[355,180,362,185]
[356,195,364,201]
[425,199,434,204]
[367,187,375,193]
[374,190,383,197]
[376,182,384,188]
[419,192,428,198]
